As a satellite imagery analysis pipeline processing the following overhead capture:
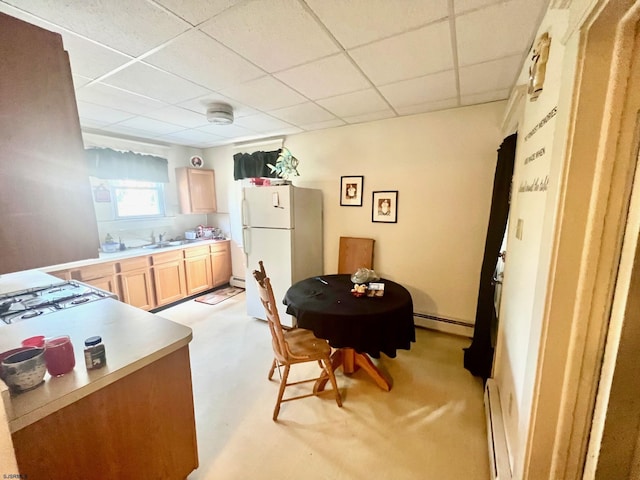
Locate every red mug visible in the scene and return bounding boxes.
[22,335,46,348]
[44,335,75,377]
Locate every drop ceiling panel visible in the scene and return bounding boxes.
[395,98,459,116]
[454,0,503,15]
[76,101,136,124]
[269,102,336,125]
[200,0,339,72]
[350,20,454,86]
[300,118,346,131]
[380,70,458,109]
[100,62,211,104]
[154,0,243,26]
[274,54,371,100]
[234,113,299,133]
[219,76,307,112]
[458,55,522,96]
[305,0,449,48]
[144,30,264,91]
[76,84,166,114]
[343,110,396,125]
[141,105,210,128]
[114,116,185,135]
[456,0,545,67]
[160,129,226,145]
[317,89,390,118]
[196,123,257,138]
[461,89,510,106]
[2,0,190,56]
[178,94,259,118]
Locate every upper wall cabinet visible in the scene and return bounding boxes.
[176,167,217,214]
[0,13,100,274]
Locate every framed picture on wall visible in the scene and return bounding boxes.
[372,190,398,223]
[340,176,364,206]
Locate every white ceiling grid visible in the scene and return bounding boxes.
[0,0,549,148]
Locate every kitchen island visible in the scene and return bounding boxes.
[0,271,198,479]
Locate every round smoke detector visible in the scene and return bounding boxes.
[206,103,234,125]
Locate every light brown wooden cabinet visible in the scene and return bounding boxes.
[70,262,119,299]
[184,246,213,296]
[118,257,155,311]
[176,167,217,214]
[0,14,100,274]
[152,250,186,307]
[211,241,232,287]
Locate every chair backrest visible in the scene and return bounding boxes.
[252,261,288,363]
[338,236,375,274]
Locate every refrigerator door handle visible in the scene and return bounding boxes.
[243,227,250,257]
[241,198,248,227]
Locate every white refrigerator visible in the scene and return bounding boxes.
[242,185,323,327]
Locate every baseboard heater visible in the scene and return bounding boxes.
[485,379,512,480]
[413,312,474,328]
[230,276,245,288]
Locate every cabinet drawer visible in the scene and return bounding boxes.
[151,250,183,264]
[210,241,230,254]
[184,246,209,258]
[118,257,150,272]
[75,262,116,281]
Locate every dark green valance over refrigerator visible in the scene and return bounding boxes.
[85,147,169,183]
[233,150,280,180]
[464,132,518,380]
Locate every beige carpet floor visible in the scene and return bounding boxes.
[159,292,491,480]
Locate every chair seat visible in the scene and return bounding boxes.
[284,328,331,359]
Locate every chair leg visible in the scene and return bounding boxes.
[322,357,342,408]
[273,364,290,421]
[268,358,277,380]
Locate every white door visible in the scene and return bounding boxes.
[244,227,295,327]
[243,186,293,228]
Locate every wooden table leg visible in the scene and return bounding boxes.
[314,347,391,392]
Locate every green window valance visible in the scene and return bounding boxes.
[85,147,169,183]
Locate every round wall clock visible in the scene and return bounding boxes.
[190,155,203,168]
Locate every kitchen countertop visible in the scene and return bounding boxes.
[0,273,193,433]
[39,238,230,271]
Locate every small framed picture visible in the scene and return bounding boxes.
[190,155,203,168]
[340,176,364,206]
[372,191,398,223]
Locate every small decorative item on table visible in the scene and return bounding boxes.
[351,283,368,297]
[44,335,75,377]
[367,282,385,297]
[84,336,107,370]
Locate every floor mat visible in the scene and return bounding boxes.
[195,286,244,305]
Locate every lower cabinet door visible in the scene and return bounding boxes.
[120,269,155,310]
[153,261,186,306]
[185,255,212,296]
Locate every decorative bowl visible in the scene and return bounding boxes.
[1,347,46,392]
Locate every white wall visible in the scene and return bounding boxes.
[206,102,506,331]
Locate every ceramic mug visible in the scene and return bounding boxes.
[44,335,75,377]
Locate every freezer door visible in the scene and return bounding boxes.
[244,227,296,328]
[242,186,293,229]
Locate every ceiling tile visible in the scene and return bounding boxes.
[458,55,522,96]
[349,20,453,86]
[343,110,396,125]
[153,0,243,26]
[141,105,209,128]
[113,116,185,135]
[395,98,459,115]
[196,123,257,138]
[379,70,458,108]
[200,0,339,72]
[317,89,390,118]
[144,30,264,91]
[274,54,370,100]
[159,129,226,144]
[300,118,346,131]
[234,113,297,133]
[305,0,449,48]
[76,101,136,124]
[75,83,166,114]
[269,102,336,125]
[460,88,511,105]
[456,0,546,66]
[2,0,190,56]
[100,62,211,104]
[220,76,306,112]
[454,0,502,15]
[72,74,92,89]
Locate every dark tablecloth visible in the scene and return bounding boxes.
[283,274,415,358]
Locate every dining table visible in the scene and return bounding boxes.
[283,274,415,391]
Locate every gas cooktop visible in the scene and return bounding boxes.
[0,281,116,325]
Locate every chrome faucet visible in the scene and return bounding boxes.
[150,231,156,244]
[158,232,166,243]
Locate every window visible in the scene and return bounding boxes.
[112,180,165,219]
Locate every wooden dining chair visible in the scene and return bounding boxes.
[252,261,342,420]
[338,236,375,274]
